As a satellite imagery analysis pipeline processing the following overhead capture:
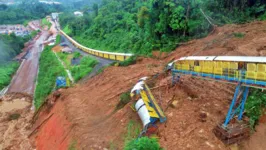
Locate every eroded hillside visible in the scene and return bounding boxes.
[29,20,266,150]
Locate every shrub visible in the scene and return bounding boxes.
[123,121,162,150]
[245,89,266,128]
[68,140,77,150]
[233,32,245,38]
[0,62,19,90]
[124,137,162,150]
[55,35,61,45]
[63,25,72,35]
[8,113,20,121]
[41,18,52,28]
[119,56,137,67]
[116,92,131,109]
[258,12,266,21]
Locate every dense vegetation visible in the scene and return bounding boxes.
[122,120,162,150]
[0,33,30,63]
[71,56,98,81]
[0,0,64,24]
[59,0,266,55]
[124,137,162,150]
[0,30,39,90]
[59,0,101,10]
[35,46,66,109]
[245,89,266,128]
[41,18,52,29]
[0,62,19,90]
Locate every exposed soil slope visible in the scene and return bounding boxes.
[32,21,266,150]
[167,21,266,60]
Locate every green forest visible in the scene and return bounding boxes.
[0,30,37,90]
[0,33,29,89]
[59,0,266,55]
[0,32,37,63]
[0,0,64,24]
[0,33,29,62]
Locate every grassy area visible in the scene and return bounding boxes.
[57,52,72,68]
[70,56,98,82]
[34,46,66,109]
[41,18,52,29]
[57,52,98,82]
[124,120,141,146]
[63,25,72,35]
[55,35,61,45]
[0,62,19,90]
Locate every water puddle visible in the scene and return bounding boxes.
[0,99,30,113]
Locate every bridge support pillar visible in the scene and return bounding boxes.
[223,83,249,128]
[214,83,250,145]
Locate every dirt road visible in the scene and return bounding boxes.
[7,31,49,95]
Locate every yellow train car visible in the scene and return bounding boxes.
[173,56,266,87]
[59,30,133,61]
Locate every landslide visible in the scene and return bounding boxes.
[0,94,34,150]
[31,21,266,150]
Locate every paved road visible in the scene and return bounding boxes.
[7,31,49,95]
[60,35,114,78]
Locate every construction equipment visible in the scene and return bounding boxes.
[171,56,266,144]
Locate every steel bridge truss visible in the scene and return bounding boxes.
[172,70,250,128]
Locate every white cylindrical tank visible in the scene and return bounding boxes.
[135,99,150,127]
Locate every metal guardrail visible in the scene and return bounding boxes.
[59,30,134,61]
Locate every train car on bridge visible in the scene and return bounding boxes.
[173,56,266,87]
[171,56,266,144]
[60,30,133,61]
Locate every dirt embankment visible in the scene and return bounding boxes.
[31,21,266,150]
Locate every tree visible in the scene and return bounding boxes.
[58,0,266,55]
[93,3,99,17]
[169,6,186,33]
[137,6,149,28]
